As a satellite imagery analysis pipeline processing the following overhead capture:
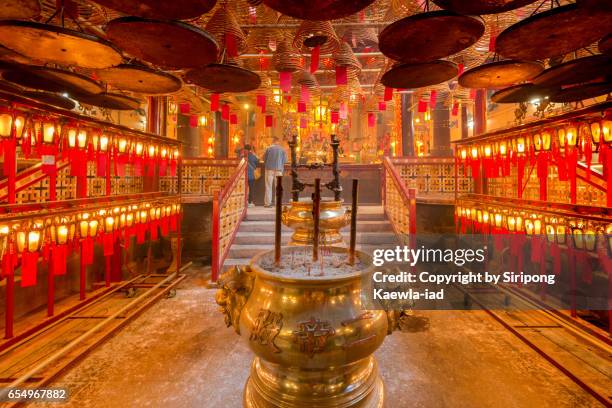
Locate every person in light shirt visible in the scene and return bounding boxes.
[263,137,287,208]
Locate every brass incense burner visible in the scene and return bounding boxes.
[282,198,351,245]
[216,246,395,408]
[283,134,347,245]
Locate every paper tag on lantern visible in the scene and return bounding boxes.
[256,95,266,113]
[340,102,348,119]
[367,112,376,127]
[335,66,348,86]
[280,72,292,92]
[21,251,38,287]
[451,102,459,116]
[384,87,393,101]
[331,111,339,124]
[417,99,427,112]
[265,115,273,128]
[300,85,310,103]
[42,154,55,166]
[179,102,190,114]
[429,90,437,108]
[210,93,220,112]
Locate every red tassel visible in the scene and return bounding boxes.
[222,104,230,121]
[550,243,561,275]
[310,45,320,73]
[210,93,220,112]
[21,251,39,287]
[2,252,14,277]
[97,153,107,177]
[83,237,95,265]
[150,222,159,241]
[335,66,348,85]
[451,102,459,116]
[170,215,178,232]
[52,244,67,275]
[225,33,238,58]
[298,102,306,113]
[161,217,170,237]
[103,233,114,256]
[265,115,273,128]
[189,115,198,128]
[230,113,238,125]
[576,251,592,284]
[137,224,146,244]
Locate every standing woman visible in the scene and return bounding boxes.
[244,145,259,207]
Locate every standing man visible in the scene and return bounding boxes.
[263,137,287,208]
[244,145,259,207]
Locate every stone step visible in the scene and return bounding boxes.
[245,205,386,222]
[227,244,392,259]
[233,231,397,245]
[238,220,392,233]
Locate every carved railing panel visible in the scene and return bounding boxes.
[160,158,238,200]
[212,158,247,281]
[383,157,416,246]
[390,157,473,202]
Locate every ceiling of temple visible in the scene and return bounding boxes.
[0,0,609,114]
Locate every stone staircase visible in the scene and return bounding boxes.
[224,205,398,269]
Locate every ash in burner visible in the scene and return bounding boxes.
[259,249,366,278]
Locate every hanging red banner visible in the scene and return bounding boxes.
[189,115,198,128]
[378,102,386,111]
[300,117,307,129]
[179,102,190,114]
[335,66,348,86]
[367,112,375,127]
[280,72,292,92]
[230,113,238,125]
[300,85,310,103]
[265,115,273,128]
[310,44,320,74]
[429,90,437,108]
[384,87,393,101]
[298,102,306,113]
[256,94,266,113]
[451,102,459,116]
[222,104,230,121]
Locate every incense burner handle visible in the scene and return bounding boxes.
[215,266,254,335]
[385,310,407,334]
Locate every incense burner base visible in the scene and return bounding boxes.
[282,199,350,246]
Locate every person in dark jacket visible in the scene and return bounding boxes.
[244,144,259,207]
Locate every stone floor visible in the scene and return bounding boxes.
[33,265,603,408]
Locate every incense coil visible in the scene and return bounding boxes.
[244,5,278,52]
[336,15,378,49]
[293,20,340,55]
[333,42,362,75]
[273,40,302,73]
[205,6,247,56]
[294,70,318,89]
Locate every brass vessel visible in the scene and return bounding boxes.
[281,199,351,245]
[216,246,397,408]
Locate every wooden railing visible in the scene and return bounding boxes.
[382,157,416,245]
[211,158,247,281]
[160,157,239,202]
[389,156,473,203]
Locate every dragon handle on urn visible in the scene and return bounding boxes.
[215,266,254,335]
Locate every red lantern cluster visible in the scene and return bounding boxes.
[457,118,612,203]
